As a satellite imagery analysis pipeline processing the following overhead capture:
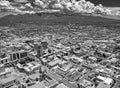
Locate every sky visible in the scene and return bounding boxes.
[86,0,120,7]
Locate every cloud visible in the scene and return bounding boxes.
[0,0,10,6]
[116,10,120,16]
[52,3,64,9]
[25,3,33,8]
[34,0,47,8]
[17,0,111,15]
[0,0,112,15]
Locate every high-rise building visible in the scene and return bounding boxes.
[19,51,28,59]
[10,50,28,63]
[35,44,43,58]
[41,41,48,50]
[12,53,17,60]
[16,53,20,60]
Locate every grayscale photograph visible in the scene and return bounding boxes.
[0,0,120,88]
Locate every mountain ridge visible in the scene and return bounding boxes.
[0,12,120,27]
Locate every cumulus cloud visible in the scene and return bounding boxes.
[52,3,64,9]
[116,10,120,16]
[25,3,33,8]
[46,0,110,15]
[0,0,112,15]
[0,0,16,10]
[13,0,110,15]
[0,0,10,6]
[34,0,48,8]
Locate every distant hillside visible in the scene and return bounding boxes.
[0,12,120,27]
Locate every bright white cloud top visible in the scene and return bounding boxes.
[0,0,119,16]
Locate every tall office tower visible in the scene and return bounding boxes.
[19,51,28,59]
[41,41,48,50]
[10,51,27,63]
[10,53,17,61]
[13,53,17,60]
[36,45,43,58]
[16,53,20,60]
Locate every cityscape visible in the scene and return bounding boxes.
[0,0,120,88]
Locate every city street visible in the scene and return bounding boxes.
[44,66,78,88]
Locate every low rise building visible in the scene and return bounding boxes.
[27,81,46,88]
[0,50,28,66]
[0,75,17,88]
[14,0,28,3]
[97,82,111,88]
[56,83,68,88]
[96,67,114,76]
[0,55,10,65]
[71,55,84,62]
[97,75,113,85]
[59,63,72,72]
[0,65,11,78]
[48,59,63,68]
[28,73,40,81]
[79,79,95,88]
[44,79,58,88]
[17,61,40,75]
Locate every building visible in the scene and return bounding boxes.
[41,41,48,50]
[19,50,28,59]
[0,55,10,65]
[35,44,43,58]
[0,76,17,88]
[44,79,58,88]
[48,59,63,68]
[97,82,111,88]
[79,79,95,88]
[70,55,84,62]
[29,73,40,81]
[17,62,40,75]
[8,50,28,65]
[14,0,28,3]
[0,53,6,58]
[9,50,27,61]
[27,82,46,88]
[59,63,72,72]
[93,40,114,44]
[0,65,11,78]
[97,76,113,85]
[96,67,114,76]
[56,83,68,88]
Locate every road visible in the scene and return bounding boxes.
[36,48,120,88]
[43,66,78,88]
[31,49,78,88]
[36,50,92,88]
[77,70,91,83]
